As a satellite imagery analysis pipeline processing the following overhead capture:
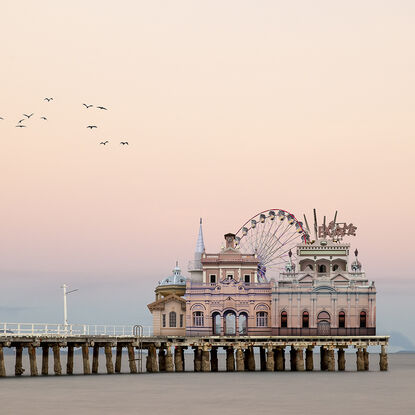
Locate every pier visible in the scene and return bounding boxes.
[0,323,389,376]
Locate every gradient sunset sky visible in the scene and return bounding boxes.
[1,1,414,342]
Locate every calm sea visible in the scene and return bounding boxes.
[0,353,414,415]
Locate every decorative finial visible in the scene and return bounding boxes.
[200,217,202,224]
[176,260,178,267]
[355,248,358,257]
[288,249,292,258]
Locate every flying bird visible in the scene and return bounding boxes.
[0,117,4,120]
[40,116,47,120]
[23,113,34,119]
[87,125,97,129]
[100,141,109,145]
[83,103,93,109]
[16,125,26,128]
[120,141,129,145]
[96,106,108,110]
[18,119,25,124]
[44,97,53,102]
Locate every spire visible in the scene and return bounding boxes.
[195,217,205,253]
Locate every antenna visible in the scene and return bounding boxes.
[332,211,338,240]
[323,216,326,239]
[313,209,318,240]
[303,214,311,233]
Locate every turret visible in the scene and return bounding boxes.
[188,218,205,282]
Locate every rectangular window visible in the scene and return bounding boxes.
[210,274,216,283]
[162,314,166,328]
[256,312,268,327]
[193,311,204,327]
[180,314,184,327]
[244,274,250,283]
[169,312,176,327]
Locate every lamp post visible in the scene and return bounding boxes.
[62,284,78,329]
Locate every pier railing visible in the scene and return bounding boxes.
[0,322,153,337]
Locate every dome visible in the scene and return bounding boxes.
[158,263,186,286]
[156,262,186,298]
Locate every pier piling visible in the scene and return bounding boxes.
[115,344,123,373]
[174,346,184,372]
[380,345,388,371]
[290,346,297,371]
[236,347,245,371]
[53,344,62,375]
[364,348,369,371]
[127,344,138,373]
[105,344,115,374]
[0,345,6,377]
[296,348,305,371]
[82,344,91,375]
[260,346,266,371]
[247,346,255,371]
[210,347,218,372]
[158,347,166,372]
[226,347,235,372]
[266,346,274,371]
[15,345,24,376]
[338,348,345,371]
[327,348,335,371]
[92,344,99,374]
[67,344,74,375]
[201,347,210,372]
[306,346,314,371]
[356,348,365,371]
[193,347,202,372]
[28,344,38,376]
[42,345,49,375]
[165,347,173,372]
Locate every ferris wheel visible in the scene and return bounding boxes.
[235,209,309,281]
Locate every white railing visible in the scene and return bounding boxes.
[0,322,153,337]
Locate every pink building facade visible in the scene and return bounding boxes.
[184,221,376,337]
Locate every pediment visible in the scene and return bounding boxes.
[331,274,349,282]
[147,294,186,311]
[224,296,237,310]
[299,274,313,283]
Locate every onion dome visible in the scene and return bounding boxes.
[156,262,186,297]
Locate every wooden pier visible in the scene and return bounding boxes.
[0,332,389,376]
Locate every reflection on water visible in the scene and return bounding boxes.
[0,354,414,415]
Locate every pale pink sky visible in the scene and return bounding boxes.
[1,1,414,340]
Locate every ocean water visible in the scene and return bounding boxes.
[0,353,414,415]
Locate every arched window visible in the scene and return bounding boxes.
[212,313,221,334]
[193,311,204,327]
[302,311,309,328]
[338,311,345,328]
[281,311,288,328]
[360,311,367,328]
[169,311,176,327]
[256,312,268,327]
[318,264,327,273]
[239,313,248,334]
[306,264,314,271]
[333,264,339,271]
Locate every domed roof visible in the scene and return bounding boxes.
[158,262,186,286]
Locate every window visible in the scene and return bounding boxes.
[180,314,184,328]
[333,264,339,271]
[162,314,166,328]
[210,274,216,283]
[256,311,268,327]
[226,274,233,280]
[305,264,314,271]
[193,311,204,327]
[360,311,367,328]
[302,311,309,328]
[169,311,176,327]
[244,274,250,283]
[338,311,345,328]
[318,264,327,273]
[281,311,288,328]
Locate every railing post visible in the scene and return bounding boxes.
[31,323,34,335]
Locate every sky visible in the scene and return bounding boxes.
[1,1,414,343]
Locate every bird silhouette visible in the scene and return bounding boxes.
[40,116,47,120]
[23,113,34,119]
[0,117,4,120]
[87,125,97,129]
[44,97,53,102]
[100,141,109,145]
[18,119,25,124]
[16,125,26,128]
[83,103,93,109]
[96,106,108,110]
[120,142,129,145]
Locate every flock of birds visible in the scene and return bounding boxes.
[0,98,129,146]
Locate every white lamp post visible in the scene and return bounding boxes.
[62,284,78,329]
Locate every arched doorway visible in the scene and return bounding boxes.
[224,311,236,335]
[317,311,331,335]
[238,313,248,335]
[212,312,221,335]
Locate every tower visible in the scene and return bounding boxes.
[188,218,205,282]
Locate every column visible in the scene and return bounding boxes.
[165,347,174,372]
[127,344,137,374]
[290,346,297,371]
[115,344,123,373]
[247,346,255,372]
[42,345,49,375]
[260,347,266,371]
[338,348,345,371]
[380,345,388,371]
[356,348,364,371]
[363,348,369,371]
[236,347,244,371]
[15,345,24,376]
[305,346,313,371]
[226,347,235,372]
[92,344,99,374]
[67,344,74,375]
[295,348,305,371]
[174,346,184,372]
[53,344,62,375]
[201,347,210,372]
[0,345,6,377]
[82,344,91,375]
[266,346,274,371]
[327,348,335,371]
[158,348,166,372]
[28,344,38,376]
[210,347,218,372]
[194,347,202,372]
